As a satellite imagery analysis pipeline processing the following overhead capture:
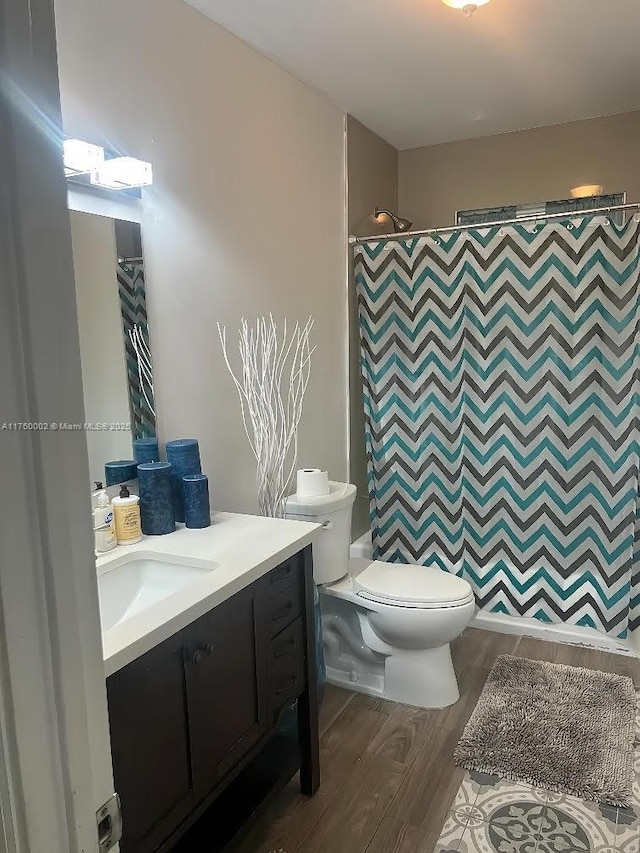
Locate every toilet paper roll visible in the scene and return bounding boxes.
[296,469,330,497]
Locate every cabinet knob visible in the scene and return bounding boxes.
[205,643,215,656]
[192,649,204,665]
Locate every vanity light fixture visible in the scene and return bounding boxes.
[63,138,104,176]
[442,0,491,16]
[91,156,153,190]
[374,206,413,233]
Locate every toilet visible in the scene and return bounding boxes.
[285,481,475,708]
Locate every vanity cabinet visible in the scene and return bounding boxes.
[107,630,195,848]
[106,546,319,853]
[184,582,268,798]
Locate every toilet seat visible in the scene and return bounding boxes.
[353,560,474,609]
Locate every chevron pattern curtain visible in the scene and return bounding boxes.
[355,218,640,639]
[117,260,156,440]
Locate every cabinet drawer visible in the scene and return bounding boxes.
[264,574,302,638]
[268,618,305,716]
[268,616,305,677]
[266,557,298,598]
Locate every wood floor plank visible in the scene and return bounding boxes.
[475,629,521,670]
[365,817,440,853]
[233,790,333,853]
[381,726,465,833]
[350,691,398,715]
[367,704,442,767]
[452,627,520,672]
[298,754,407,853]
[320,700,389,756]
[238,698,403,851]
[514,635,561,662]
[231,745,367,853]
[600,652,640,688]
[553,644,613,671]
[319,683,355,736]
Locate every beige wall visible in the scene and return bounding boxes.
[70,212,132,484]
[347,116,399,537]
[55,0,348,513]
[399,111,640,229]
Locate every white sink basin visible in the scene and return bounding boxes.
[98,556,216,632]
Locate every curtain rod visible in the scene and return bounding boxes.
[348,202,640,246]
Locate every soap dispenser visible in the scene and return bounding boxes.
[112,484,142,545]
[91,480,105,511]
[93,486,117,553]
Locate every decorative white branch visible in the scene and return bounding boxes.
[128,323,155,418]
[218,315,314,518]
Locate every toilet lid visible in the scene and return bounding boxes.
[354,561,474,608]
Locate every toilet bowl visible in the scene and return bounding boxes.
[285,482,476,709]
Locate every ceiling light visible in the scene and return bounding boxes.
[442,0,491,16]
[571,184,604,199]
[63,139,104,176]
[91,156,153,190]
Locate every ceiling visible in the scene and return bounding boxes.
[183,0,640,150]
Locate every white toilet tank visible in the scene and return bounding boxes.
[285,482,357,585]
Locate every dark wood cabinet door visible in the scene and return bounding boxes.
[107,633,194,850]
[184,584,268,799]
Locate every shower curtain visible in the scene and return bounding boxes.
[117,259,156,439]
[354,217,640,639]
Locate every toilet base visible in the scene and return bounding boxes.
[325,642,460,709]
[320,585,469,709]
[383,644,460,708]
[322,593,462,709]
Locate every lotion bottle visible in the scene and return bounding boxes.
[93,488,117,553]
[112,484,142,545]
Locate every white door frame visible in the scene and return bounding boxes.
[1,0,116,850]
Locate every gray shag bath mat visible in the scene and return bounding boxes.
[454,654,636,807]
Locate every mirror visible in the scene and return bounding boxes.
[69,211,155,484]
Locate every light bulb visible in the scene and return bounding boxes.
[63,139,104,176]
[571,185,604,199]
[91,156,153,190]
[442,0,491,15]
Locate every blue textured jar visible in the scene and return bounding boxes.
[137,462,176,535]
[133,437,159,464]
[183,474,211,529]
[165,439,202,523]
[105,460,138,487]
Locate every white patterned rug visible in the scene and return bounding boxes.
[436,684,640,853]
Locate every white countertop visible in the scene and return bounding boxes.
[97,512,319,676]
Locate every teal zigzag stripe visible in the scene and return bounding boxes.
[367,433,639,472]
[371,472,637,519]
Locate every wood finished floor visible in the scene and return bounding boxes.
[232,629,640,853]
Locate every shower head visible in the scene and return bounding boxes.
[374,206,413,233]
